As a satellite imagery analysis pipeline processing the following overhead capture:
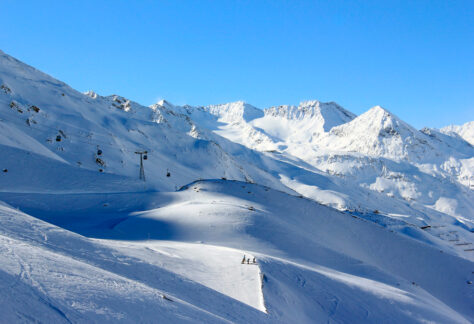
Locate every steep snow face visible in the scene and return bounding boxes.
[181,100,356,151]
[204,101,264,123]
[289,107,474,226]
[154,100,279,152]
[238,100,357,149]
[441,121,474,145]
[319,106,433,160]
[260,100,356,142]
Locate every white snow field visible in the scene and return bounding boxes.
[0,49,473,323]
[442,121,474,146]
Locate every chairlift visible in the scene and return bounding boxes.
[56,135,62,142]
[97,149,103,156]
[143,154,148,160]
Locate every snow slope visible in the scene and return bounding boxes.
[0,200,266,323]
[441,121,474,145]
[1,181,473,323]
[0,50,290,194]
[1,49,473,323]
[255,100,356,143]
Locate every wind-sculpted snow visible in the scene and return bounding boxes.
[1,49,474,322]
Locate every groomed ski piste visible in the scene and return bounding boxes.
[0,49,473,323]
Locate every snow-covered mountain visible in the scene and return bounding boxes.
[0,50,287,193]
[258,100,356,141]
[162,99,473,238]
[441,121,474,145]
[321,105,440,159]
[1,50,473,323]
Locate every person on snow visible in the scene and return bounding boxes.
[241,255,246,264]
[253,257,256,263]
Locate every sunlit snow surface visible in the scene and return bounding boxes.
[0,49,473,323]
[1,182,473,323]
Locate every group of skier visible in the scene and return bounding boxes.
[241,255,257,264]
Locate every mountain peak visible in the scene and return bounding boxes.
[84,90,98,99]
[151,99,176,111]
[205,101,263,123]
[325,105,432,159]
[441,121,474,145]
[157,99,172,106]
[359,105,406,127]
[299,100,321,108]
[263,100,355,132]
[367,105,392,115]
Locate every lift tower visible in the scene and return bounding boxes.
[135,150,148,181]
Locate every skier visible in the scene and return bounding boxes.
[247,258,250,264]
[241,255,246,264]
[253,257,256,264]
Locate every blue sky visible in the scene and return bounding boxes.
[1,0,472,128]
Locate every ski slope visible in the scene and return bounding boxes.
[1,181,473,323]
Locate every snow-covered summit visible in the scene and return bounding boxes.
[225,100,356,147]
[84,90,98,99]
[153,99,175,110]
[264,100,355,132]
[203,101,264,123]
[321,105,432,159]
[319,105,474,162]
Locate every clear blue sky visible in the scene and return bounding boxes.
[1,1,473,128]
